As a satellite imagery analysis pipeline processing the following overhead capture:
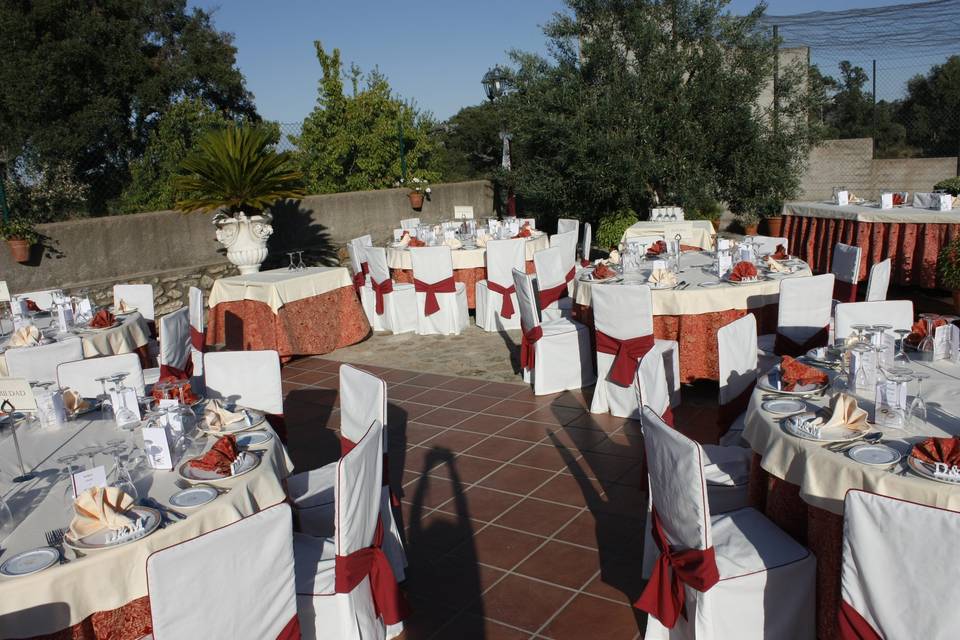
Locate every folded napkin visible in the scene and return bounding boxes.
[69,486,136,540]
[647,268,677,286]
[607,249,621,265]
[893,192,906,206]
[89,309,115,328]
[592,263,616,280]
[771,244,789,260]
[911,436,960,466]
[398,232,412,247]
[63,389,91,415]
[444,237,463,250]
[728,261,758,282]
[24,299,41,312]
[152,376,200,404]
[820,393,869,431]
[204,399,246,431]
[647,240,667,255]
[407,236,425,247]
[780,355,829,391]
[513,223,532,239]
[765,256,788,273]
[188,434,240,476]
[8,324,41,347]
[906,316,949,345]
[117,299,131,313]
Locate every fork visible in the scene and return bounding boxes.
[44,528,68,563]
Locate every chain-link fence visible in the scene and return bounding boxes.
[274,122,303,153]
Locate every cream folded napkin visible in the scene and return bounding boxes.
[476,235,488,247]
[63,389,91,415]
[117,299,130,312]
[398,233,411,247]
[765,256,788,273]
[8,325,41,347]
[821,393,869,431]
[608,249,621,265]
[647,268,678,287]
[445,237,463,250]
[204,399,246,431]
[69,486,136,539]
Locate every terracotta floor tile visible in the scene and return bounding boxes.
[401,475,459,509]
[403,445,451,475]
[439,455,502,484]
[403,422,447,446]
[421,428,488,453]
[456,413,517,435]
[418,407,475,428]
[379,368,421,384]
[437,486,522,523]
[405,509,483,555]
[484,398,538,419]
[287,369,333,385]
[407,372,457,387]
[400,594,460,640]
[593,482,647,518]
[540,593,642,640]
[531,472,604,508]
[478,465,555,495]
[393,401,435,421]
[523,405,585,426]
[433,614,531,640]
[549,389,592,410]
[474,574,572,632]
[389,383,431,402]
[553,511,599,549]
[515,540,601,590]
[496,419,551,442]
[566,411,626,433]
[474,381,528,398]
[589,432,645,459]
[446,394,502,413]
[452,524,544,571]
[494,498,581,537]
[464,436,533,462]
[406,559,506,613]
[583,560,647,604]
[577,451,641,482]
[511,444,570,471]
[410,388,463,407]
[438,376,490,393]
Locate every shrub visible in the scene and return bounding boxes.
[596,208,638,249]
[938,235,960,290]
[934,177,960,197]
[0,217,39,244]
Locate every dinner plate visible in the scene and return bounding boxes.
[110,306,138,315]
[236,430,274,449]
[761,398,807,415]
[782,416,865,443]
[757,368,828,395]
[848,444,901,466]
[0,547,60,577]
[805,347,841,365]
[64,506,161,552]
[723,275,768,285]
[198,408,266,434]
[906,456,960,485]
[697,281,724,288]
[648,281,680,290]
[169,485,219,508]
[177,450,260,484]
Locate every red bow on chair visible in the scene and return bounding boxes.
[538,267,576,309]
[413,276,456,316]
[838,600,882,640]
[834,280,858,303]
[773,326,829,358]
[634,509,720,628]
[595,331,655,387]
[189,327,206,352]
[370,278,394,315]
[486,281,516,319]
[520,324,543,370]
[335,518,411,625]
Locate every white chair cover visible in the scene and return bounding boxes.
[840,490,960,640]
[408,246,468,336]
[288,364,406,581]
[203,350,283,415]
[832,242,862,285]
[865,258,891,302]
[158,307,191,374]
[556,218,579,236]
[346,237,371,288]
[581,222,592,264]
[5,337,83,384]
[475,238,525,332]
[758,274,835,352]
[717,315,758,448]
[188,287,205,389]
[113,284,155,321]
[57,353,144,398]
[550,230,579,287]
[147,503,298,640]
[360,247,416,334]
[589,284,680,417]
[512,268,595,395]
[12,289,58,312]
[640,407,816,640]
[453,205,474,219]
[399,218,420,230]
[532,246,574,322]
[749,235,787,255]
[834,300,913,341]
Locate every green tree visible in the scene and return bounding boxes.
[897,55,960,157]
[435,102,503,182]
[0,0,257,216]
[294,42,440,194]
[824,61,875,139]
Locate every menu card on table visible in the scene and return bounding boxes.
[71,465,107,499]
[836,190,849,206]
[0,377,38,413]
[0,280,9,303]
[142,426,176,470]
[933,324,960,361]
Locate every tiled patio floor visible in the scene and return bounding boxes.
[281,356,720,640]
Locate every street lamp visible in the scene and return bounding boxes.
[482,66,515,216]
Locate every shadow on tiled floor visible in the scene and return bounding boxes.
[282,357,720,640]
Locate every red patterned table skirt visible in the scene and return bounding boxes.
[749,454,843,640]
[783,215,960,289]
[572,303,779,383]
[23,596,152,640]
[391,260,536,309]
[207,285,370,361]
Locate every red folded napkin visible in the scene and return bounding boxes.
[593,263,616,280]
[513,223,532,239]
[893,192,905,206]
[780,355,829,391]
[25,299,41,312]
[728,261,758,282]
[408,237,425,247]
[647,240,666,255]
[771,245,788,260]
[89,309,115,328]
[152,376,200,404]
[188,434,239,476]
[911,436,960,466]
[907,316,948,345]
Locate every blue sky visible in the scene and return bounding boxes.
[188,0,921,123]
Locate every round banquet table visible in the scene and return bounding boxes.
[742,357,960,639]
[385,233,549,308]
[0,410,293,639]
[572,251,812,383]
[0,312,152,377]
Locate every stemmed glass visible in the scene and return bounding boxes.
[77,444,103,470]
[893,329,912,364]
[95,376,114,420]
[286,252,297,271]
[917,313,938,354]
[909,371,930,426]
[852,341,874,392]
[295,251,306,270]
[883,367,914,429]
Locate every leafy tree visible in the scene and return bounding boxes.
[897,55,960,157]
[435,102,503,182]
[0,0,257,216]
[293,42,440,194]
[824,61,874,139]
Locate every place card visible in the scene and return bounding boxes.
[57,305,74,333]
[836,190,849,206]
[717,253,733,276]
[717,239,732,251]
[0,378,38,413]
[936,193,953,212]
[933,324,959,361]
[392,229,403,241]
[35,389,67,428]
[933,463,960,481]
[71,465,107,499]
[142,426,175,470]
[737,244,754,263]
[0,280,9,303]
[880,193,894,209]
[75,298,93,320]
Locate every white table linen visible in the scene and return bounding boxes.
[207,267,353,314]
[783,200,960,224]
[621,220,716,250]
[385,233,549,271]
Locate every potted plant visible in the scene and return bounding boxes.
[597,207,638,250]
[689,200,724,233]
[173,125,305,274]
[0,217,39,263]
[400,177,431,210]
[938,235,960,313]
[735,211,761,236]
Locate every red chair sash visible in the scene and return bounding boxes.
[838,600,882,640]
[661,405,675,427]
[370,278,394,315]
[360,261,369,276]
[834,280,858,303]
[773,326,829,358]
[581,259,592,268]
[335,518,411,625]
[352,271,366,294]
[485,281,516,319]
[595,330,656,387]
[537,267,576,309]
[717,380,756,435]
[275,614,301,640]
[189,326,206,352]
[413,276,456,316]
[520,325,543,370]
[634,509,720,628]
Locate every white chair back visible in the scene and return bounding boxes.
[409,246,454,284]
[832,243,863,285]
[399,218,420,230]
[592,284,654,338]
[346,238,366,275]
[750,235,787,255]
[512,268,540,331]
[841,490,960,639]
[718,314,758,405]
[57,353,144,398]
[636,343,671,418]
[835,301,914,340]
[581,222,592,262]
[203,350,283,415]
[339,364,387,445]
[550,230,578,272]
[6,337,84,384]
[13,290,57,312]
[336,421,384,557]
[188,287,204,335]
[158,307,191,371]
[453,205,474,219]
[865,258,891,302]
[113,284,155,321]
[556,218,579,235]
[364,246,391,285]
[778,274,835,344]
[485,239,526,289]
[147,503,297,639]
[532,246,569,292]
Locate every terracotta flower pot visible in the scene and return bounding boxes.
[408,192,425,210]
[6,238,31,263]
[710,219,721,232]
[744,224,759,236]
[764,216,784,237]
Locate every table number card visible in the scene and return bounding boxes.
[933,324,959,361]
[392,229,403,242]
[836,190,849,206]
[142,426,175,470]
[936,193,953,212]
[0,280,9,303]
[717,253,733,276]
[71,465,107,499]
[880,193,894,209]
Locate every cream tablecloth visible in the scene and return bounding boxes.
[207,266,353,314]
[621,220,716,251]
[783,200,960,224]
[385,233,550,270]
[0,412,293,637]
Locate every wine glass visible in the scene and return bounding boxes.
[286,252,297,271]
[853,342,873,392]
[77,444,102,470]
[295,251,306,270]
[917,313,938,354]
[893,329,912,364]
[908,371,930,426]
[883,368,914,429]
[95,376,114,420]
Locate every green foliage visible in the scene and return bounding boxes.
[898,56,960,157]
[3,161,89,223]
[938,235,960,290]
[293,42,440,195]
[173,126,305,215]
[686,200,724,221]
[596,209,638,249]
[0,217,39,244]
[435,102,503,182]
[935,177,960,197]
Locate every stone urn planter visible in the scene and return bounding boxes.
[214,212,273,275]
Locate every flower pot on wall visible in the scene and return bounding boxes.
[214,212,273,275]
[744,224,759,236]
[764,216,784,237]
[6,239,31,263]
[408,192,425,210]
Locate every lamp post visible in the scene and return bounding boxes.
[482,66,515,216]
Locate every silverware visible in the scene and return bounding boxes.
[44,527,67,563]
[142,497,186,523]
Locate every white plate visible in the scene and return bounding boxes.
[81,321,122,332]
[723,275,768,285]
[848,444,901,466]
[64,506,161,552]
[0,547,60,577]
[236,430,274,448]
[177,450,260,484]
[169,485,219,508]
[198,408,266,434]
[783,417,865,443]
[761,398,807,415]
[698,281,724,288]
[648,281,680,290]
[757,368,828,395]
[110,306,138,315]
[805,347,841,365]
[907,456,960,485]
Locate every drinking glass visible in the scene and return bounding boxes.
[95,376,114,420]
[884,368,913,428]
[893,329,912,364]
[295,251,306,270]
[286,252,297,270]
[917,313,937,354]
[853,342,873,391]
[908,371,930,426]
